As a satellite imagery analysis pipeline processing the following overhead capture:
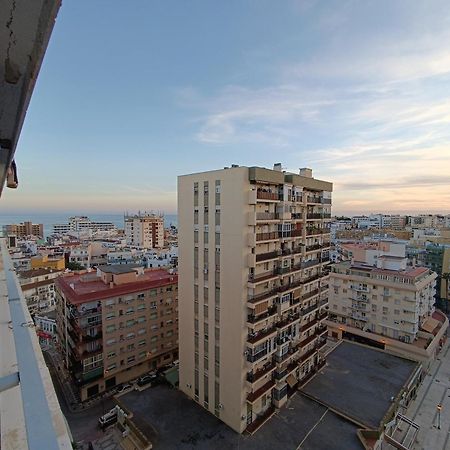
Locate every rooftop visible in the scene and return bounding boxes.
[300,341,419,429]
[97,264,141,274]
[18,267,63,279]
[56,268,177,304]
[335,260,432,279]
[119,384,362,450]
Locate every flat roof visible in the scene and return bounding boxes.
[120,385,363,450]
[56,268,177,305]
[18,267,62,278]
[300,341,418,428]
[97,264,141,274]
[335,260,431,279]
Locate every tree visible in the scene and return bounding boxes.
[67,261,84,271]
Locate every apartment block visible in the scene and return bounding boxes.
[18,267,63,314]
[55,265,178,401]
[125,213,164,249]
[327,241,447,362]
[53,216,116,235]
[178,164,332,433]
[3,221,44,238]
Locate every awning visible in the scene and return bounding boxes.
[286,373,297,388]
[421,317,440,334]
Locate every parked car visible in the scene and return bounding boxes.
[137,375,153,387]
[98,408,118,429]
[116,383,133,394]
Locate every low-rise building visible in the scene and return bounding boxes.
[55,265,178,401]
[327,241,447,363]
[34,312,57,346]
[18,267,63,314]
[31,254,65,270]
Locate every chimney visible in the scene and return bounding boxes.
[273,163,282,172]
[299,168,313,178]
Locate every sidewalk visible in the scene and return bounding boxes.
[405,341,450,450]
[44,347,117,413]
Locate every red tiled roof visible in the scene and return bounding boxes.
[56,268,177,305]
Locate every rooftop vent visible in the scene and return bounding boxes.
[299,168,313,178]
[273,163,282,171]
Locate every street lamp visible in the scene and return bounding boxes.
[437,403,442,429]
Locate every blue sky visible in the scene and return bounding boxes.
[3,0,450,215]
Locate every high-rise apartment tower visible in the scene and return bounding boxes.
[178,164,332,433]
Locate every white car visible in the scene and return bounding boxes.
[116,383,133,394]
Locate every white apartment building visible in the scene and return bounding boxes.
[327,240,447,362]
[124,213,164,249]
[53,216,116,235]
[18,267,63,314]
[178,164,332,434]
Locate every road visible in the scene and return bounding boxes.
[44,353,115,445]
[407,341,450,450]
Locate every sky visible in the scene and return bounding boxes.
[2,0,450,216]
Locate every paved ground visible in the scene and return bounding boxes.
[301,340,418,428]
[45,352,115,446]
[119,383,363,450]
[406,341,450,450]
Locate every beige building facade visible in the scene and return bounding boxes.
[125,213,164,249]
[327,241,448,363]
[178,164,332,433]
[55,265,178,401]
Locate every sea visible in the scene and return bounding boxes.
[0,213,178,238]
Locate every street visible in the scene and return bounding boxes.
[44,352,115,446]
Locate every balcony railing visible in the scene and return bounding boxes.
[247,379,275,403]
[256,231,279,241]
[256,212,278,221]
[245,406,276,434]
[301,288,320,301]
[247,361,276,383]
[291,213,303,220]
[0,239,72,450]
[249,269,279,283]
[302,303,319,315]
[276,312,301,330]
[257,190,282,201]
[247,306,277,324]
[247,325,277,344]
[256,250,281,262]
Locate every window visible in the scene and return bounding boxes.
[137,303,146,311]
[127,356,135,364]
[106,338,116,346]
[106,324,116,333]
[150,301,157,309]
[107,351,116,359]
[106,313,115,321]
[107,363,116,371]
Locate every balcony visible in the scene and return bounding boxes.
[306,228,330,237]
[246,347,269,363]
[247,325,278,345]
[316,338,327,351]
[291,213,303,220]
[247,306,277,324]
[300,317,318,333]
[256,231,279,242]
[1,239,72,449]
[249,269,279,284]
[257,190,282,201]
[299,347,317,363]
[256,212,279,221]
[276,312,301,330]
[302,302,319,316]
[299,332,318,347]
[248,288,278,305]
[245,406,276,434]
[256,250,281,262]
[350,285,370,293]
[277,279,303,294]
[307,196,322,204]
[301,288,320,301]
[247,361,276,383]
[247,379,275,403]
